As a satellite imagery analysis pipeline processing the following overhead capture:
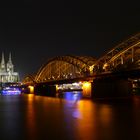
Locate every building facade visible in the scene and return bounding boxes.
[0,53,19,83]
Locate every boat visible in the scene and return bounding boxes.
[1,87,21,95]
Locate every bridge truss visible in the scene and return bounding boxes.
[23,33,140,83]
[93,33,140,72]
[35,56,96,82]
[22,75,35,84]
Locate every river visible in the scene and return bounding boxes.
[0,93,140,140]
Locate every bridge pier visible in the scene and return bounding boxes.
[34,83,56,97]
[92,77,132,99]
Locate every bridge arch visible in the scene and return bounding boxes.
[22,74,35,84]
[35,55,96,82]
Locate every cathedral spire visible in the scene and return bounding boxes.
[8,52,12,63]
[1,52,5,64]
[7,52,14,73]
[1,52,6,72]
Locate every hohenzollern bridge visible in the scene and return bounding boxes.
[22,33,140,98]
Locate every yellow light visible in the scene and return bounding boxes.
[89,65,94,72]
[28,86,34,93]
[56,84,59,91]
[103,63,108,70]
[28,94,34,100]
[83,82,91,88]
[82,82,91,97]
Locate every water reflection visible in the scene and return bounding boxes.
[64,91,82,101]
[0,94,140,140]
[62,91,114,139]
[26,94,37,139]
[63,92,83,119]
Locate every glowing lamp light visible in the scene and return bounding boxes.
[89,65,94,72]
[82,81,91,97]
[82,82,91,89]
[56,84,59,91]
[28,86,34,93]
[103,63,108,70]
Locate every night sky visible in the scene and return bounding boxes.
[0,1,140,79]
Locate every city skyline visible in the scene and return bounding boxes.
[0,1,140,79]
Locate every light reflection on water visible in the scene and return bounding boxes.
[26,94,37,139]
[64,91,82,101]
[0,94,140,140]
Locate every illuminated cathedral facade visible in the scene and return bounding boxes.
[0,53,19,83]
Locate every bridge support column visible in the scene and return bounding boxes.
[92,77,132,99]
[34,83,56,97]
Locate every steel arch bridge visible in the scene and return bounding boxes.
[22,75,36,84]
[23,33,140,84]
[93,33,140,72]
[35,55,96,82]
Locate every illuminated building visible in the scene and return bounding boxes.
[0,52,19,83]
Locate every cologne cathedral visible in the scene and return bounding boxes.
[0,53,19,83]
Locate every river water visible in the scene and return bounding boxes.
[0,93,140,140]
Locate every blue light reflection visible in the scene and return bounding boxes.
[64,91,82,101]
